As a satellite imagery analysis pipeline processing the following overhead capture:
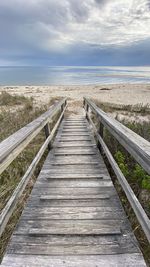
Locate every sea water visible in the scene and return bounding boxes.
[0,66,150,85]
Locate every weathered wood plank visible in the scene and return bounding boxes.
[31,187,115,197]
[35,180,113,188]
[27,199,120,208]
[15,219,122,235]
[8,242,136,256]
[45,173,105,179]
[54,152,97,155]
[39,194,112,199]
[1,254,146,267]
[8,233,139,255]
[21,206,123,220]
[55,143,96,147]
[61,135,90,138]
[59,137,92,141]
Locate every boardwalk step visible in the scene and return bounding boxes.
[26,220,121,236]
[21,207,123,220]
[45,174,104,179]
[40,195,110,200]
[1,254,146,267]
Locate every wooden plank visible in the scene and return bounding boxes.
[61,133,90,136]
[52,158,99,162]
[39,195,112,201]
[62,126,87,128]
[59,138,92,141]
[62,130,88,132]
[45,173,105,179]
[50,163,100,166]
[21,206,123,220]
[31,187,115,196]
[50,154,100,160]
[28,198,121,208]
[8,234,120,245]
[54,151,97,155]
[1,254,146,267]
[40,168,107,173]
[35,180,113,188]
[63,124,87,126]
[15,220,122,235]
[55,143,96,147]
[8,233,139,254]
[41,169,108,175]
[39,195,110,200]
[7,242,127,256]
[54,152,97,156]
[6,243,120,256]
[25,199,121,208]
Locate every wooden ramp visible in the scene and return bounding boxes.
[1,115,147,266]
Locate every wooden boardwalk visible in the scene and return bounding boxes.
[1,115,147,266]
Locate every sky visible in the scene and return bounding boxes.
[0,0,150,66]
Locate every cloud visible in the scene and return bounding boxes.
[0,0,150,65]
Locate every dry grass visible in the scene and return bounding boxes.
[92,98,150,115]
[0,94,62,262]
[0,91,33,107]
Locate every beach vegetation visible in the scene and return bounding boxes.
[92,98,150,115]
[0,91,33,107]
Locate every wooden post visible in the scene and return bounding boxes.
[83,99,85,108]
[44,123,51,150]
[85,104,89,120]
[98,121,104,153]
[61,103,65,119]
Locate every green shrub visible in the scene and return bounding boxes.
[115,151,129,177]
[133,164,150,190]
[114,151,150,190]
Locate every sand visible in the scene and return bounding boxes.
[0,84,150,116]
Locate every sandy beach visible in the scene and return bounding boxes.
[0,84,150,115]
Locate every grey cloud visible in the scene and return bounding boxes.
[0,0,150,65]
[94,0,111,5]
[68,0,91,22]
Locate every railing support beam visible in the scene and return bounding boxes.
[44,123,51,150]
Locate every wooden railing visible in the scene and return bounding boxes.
[84,97,150,243]
[0,98,67,236]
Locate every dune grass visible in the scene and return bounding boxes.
[92,98,150,115]
[0,91,33,107]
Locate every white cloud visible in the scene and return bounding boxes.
[0,0,150,56]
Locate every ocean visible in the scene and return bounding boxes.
[0,66,150,85]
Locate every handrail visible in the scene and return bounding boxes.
[0,98,67,237]
[84,97,150,243]
[84,97,150,175]
[0,98,67,175]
